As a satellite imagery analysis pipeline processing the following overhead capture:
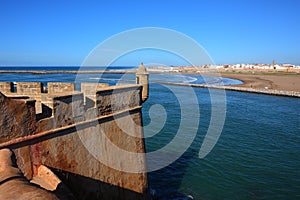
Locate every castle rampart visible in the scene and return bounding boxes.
[0,80,149,199]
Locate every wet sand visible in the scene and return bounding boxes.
[148,68,300,92]
[154,70,300,97]
[219,73,300,92]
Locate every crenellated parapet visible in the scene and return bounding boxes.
[0,81,149,199]
[47,82,75,94]
[0,82,76,113]
[0,81,76,95]
[0,82,13,93]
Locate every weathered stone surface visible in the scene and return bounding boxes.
[30,165,61,191]
[96,85,141,116]
[38,111,148,199]
[0,92,36,143]
[13,146,33,180]
[81,83,108,96]
[81,83,109,109]
[36,117,54,132]
[17,82,42,95]
[0,82,13,94]
[52,93,85,127]
[136,63,149,102]
[48,83,75,94]
[0,149,59,200]
[0,83,149,199]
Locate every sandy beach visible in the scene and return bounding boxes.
[219,73,300,92]
[148,66,300,93]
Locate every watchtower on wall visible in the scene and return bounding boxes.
[0,75,150,199]
[136,63,149,102]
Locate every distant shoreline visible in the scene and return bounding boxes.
[218,73,300,92]
[0,70,136,74]
[0,68,299,97]
[156,81,300,98]
[149,69,300,93]
[168,70,300,96]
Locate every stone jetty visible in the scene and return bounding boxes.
[156,82,300,98]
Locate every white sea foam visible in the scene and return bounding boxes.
[88,77,120,81]
[183,76,197,83]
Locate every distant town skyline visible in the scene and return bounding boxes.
[0,0,299,66]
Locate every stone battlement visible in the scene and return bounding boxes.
[0,82,111,113]
[0,82,76,94]
[0,81,142,131]
[0,80,149,199]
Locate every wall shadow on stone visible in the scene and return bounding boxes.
[1,82,150,199]
[36,104,53,121]
[51,168,148,200]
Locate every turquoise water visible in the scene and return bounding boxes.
[144,84,300,199]
[0,68,299,199]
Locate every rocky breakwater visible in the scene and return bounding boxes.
[156,82,300,98]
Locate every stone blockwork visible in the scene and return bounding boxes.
[0,93,37,179]
[0,92,36,143]
[81,83,109,109]
[0,82,13,93]
[81,83,109,96]
[96,85,141,116]
[0,82,76,114]
[52,93,85,128]
[47,82,75,94]
[0,82,149,200]
[17,82,42,95]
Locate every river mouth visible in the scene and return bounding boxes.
[144,83,300,199]
[2,69,299,199]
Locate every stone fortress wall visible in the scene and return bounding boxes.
[0,64,150,199]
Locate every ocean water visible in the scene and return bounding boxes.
[0,66,134,71]
[144,84,300,200]
[0,67,299,199]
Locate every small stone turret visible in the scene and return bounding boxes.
[136,63,149,102]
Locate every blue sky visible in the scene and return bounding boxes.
[0,0,299,66]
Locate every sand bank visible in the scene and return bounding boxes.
[148,68,300,92]
[154,70,300,97]
[219,73,300,92]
